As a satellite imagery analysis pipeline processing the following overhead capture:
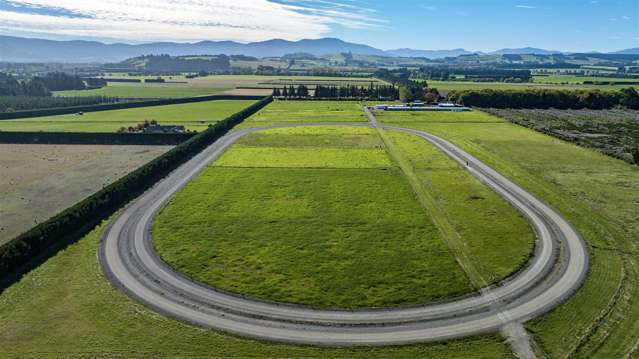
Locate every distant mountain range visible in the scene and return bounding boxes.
[614,48,639,55]
[489,47,562,55]
[0,35,637,63]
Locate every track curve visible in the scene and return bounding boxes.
[99,120,588,346]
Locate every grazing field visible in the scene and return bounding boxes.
[377,110,639,358]
[533,75,639,85]
[428,80,639,92]
[483,108,639,164]
[0,144,170,244]
[55,75,385,98]
[374,109,505,124]
[0,99,257,132]
[0,219,514,358]
[55,82,230,98]
[237,100,367,128]
[384,131,534,284]
[152,125,534,308]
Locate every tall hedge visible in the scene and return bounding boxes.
[0,131,195,145]
[0,96,273,280]
[447,88,639,109]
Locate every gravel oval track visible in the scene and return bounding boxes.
[99,117,589,346]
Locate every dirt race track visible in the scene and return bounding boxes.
[99,109,588,347]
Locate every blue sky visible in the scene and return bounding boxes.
[0,0,636,52]
[326,0,639,52]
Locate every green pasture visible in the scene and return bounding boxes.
[429,80,638,92]
[0,99,257,132]
[153,124,534,308]
[533,75,639,84]
[55,82,229,98]
[237,100,367,128]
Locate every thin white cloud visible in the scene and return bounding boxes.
[0,0,382,42]
[515,5,536,9]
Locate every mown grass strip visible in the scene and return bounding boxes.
[374,125,487,289]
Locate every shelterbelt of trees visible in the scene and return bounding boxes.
[414,66,532,82]
[0,96,118,113]
[273,84,399,100]
[448,88,639,109]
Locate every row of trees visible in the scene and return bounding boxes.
[273,85,310,98]
[414,67,532,82]
[448,88,639,109]
[273,84,399,100]
[0,96,118,113]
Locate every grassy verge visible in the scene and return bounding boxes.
[377,110,639,358]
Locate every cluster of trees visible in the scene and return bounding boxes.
[373,68,432,103]
[0,72,88,97]
[448,88,639,109]
[0,73,50,96]
[273,84,399,100]
[85,77,107,88]
[35,72,86,91]
[0,96,273,284]
[398,81,430,103]
[118,54,231,72]
[0,96,117,113]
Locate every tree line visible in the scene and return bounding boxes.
[273,84,399,100]
[414,66,532,82]
[447,88,639,109]
[0,96,118,113]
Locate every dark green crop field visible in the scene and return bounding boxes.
[376,109,639,358]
